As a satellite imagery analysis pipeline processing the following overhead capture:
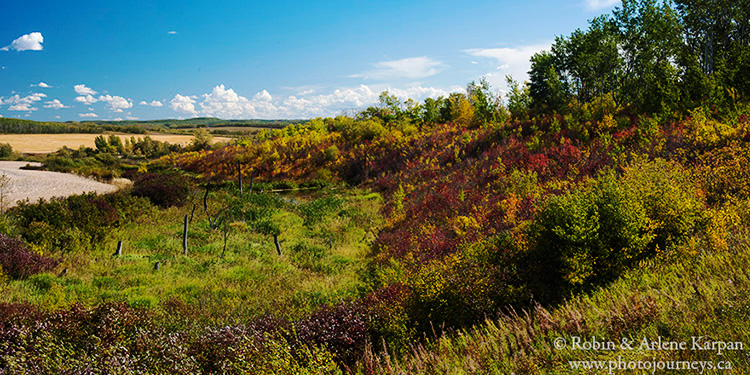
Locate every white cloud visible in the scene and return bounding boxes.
[584,0,620,10]
[282,84,380,117]
[352,57,446,80]
[1,32,44,52]
[74,84,97,95]
[44,99,68,109]
[112,117,123,121]
[464,43,551,87]
[32,82,51,88]
[168,31,177,35]
[113,108,123,113]
[199,85,265,118]
[387,86,452,101]
[253,90,272,102]
[170,94,197,114]
[99,94,132,110]
[9,104,36,111]
[126,116,138,120]
[75,95,98,104]
[139,100,163,107]
[2,92,47,111]
[78,113,98,118]
[164,83,459,119]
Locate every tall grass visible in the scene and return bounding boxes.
[358,224,750,374]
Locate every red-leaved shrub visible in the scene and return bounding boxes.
[0,234,58,279]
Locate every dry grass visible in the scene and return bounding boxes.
[0,133,232,154]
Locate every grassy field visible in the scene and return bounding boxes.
[0,133,232,153]
[0,187,383,322]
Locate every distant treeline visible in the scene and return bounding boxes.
[0,118,146,134]
[88,117,302,129]
[0,117,301,134]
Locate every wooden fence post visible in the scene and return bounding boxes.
[273,234,282,256]
[238,161,243,193]
[113,240,123,257]
[183,215,189,256]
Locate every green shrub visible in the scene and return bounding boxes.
[12,192,150,252]
[621,158,704,250]
[524,160,701,302]
[0,143,14,159]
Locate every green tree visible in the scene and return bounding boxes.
[190,128,214,151]
[613,0,683,113]
[466,78,507,126]
[529,51,569,112]
[505,76,531,120]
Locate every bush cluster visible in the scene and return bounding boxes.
[0,234,58,279]
[524,159,703,302]
[11,191,150,252]
[131,172,193,208]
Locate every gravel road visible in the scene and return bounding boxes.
[0,161,118,208]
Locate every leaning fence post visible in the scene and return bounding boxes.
[273,234,282,256]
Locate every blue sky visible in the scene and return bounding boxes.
[0,0,620,121]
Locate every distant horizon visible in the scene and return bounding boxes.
[0,116,308,123]
[1,0,621,122]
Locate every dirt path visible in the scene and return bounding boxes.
[0,161,119,208]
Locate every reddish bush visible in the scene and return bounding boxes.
[0,234,58,279]
[296,302,370,365]
[131,172,192,208]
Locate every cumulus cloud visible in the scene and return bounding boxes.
[170,94,197,114]
[352,57,446,80]
[75,95,98,105]
[584,0,620,10]
[139,100,163,107]
[78,113,98,118]
[126,116,138,120]
[32,82,51,88]
[74,84,97,96]
[9,104,35,111]
[253,90,272,102]
[199,85,264,118]
[282,84,381,116]
[2,92,47,111]
[44,99,68,109]
[464,42,551,87]
[1,32,44,52]
[168,31,177,35]
[99,94,132,110]
[165,83,459,119]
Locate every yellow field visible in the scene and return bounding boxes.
[0,133,232,153]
